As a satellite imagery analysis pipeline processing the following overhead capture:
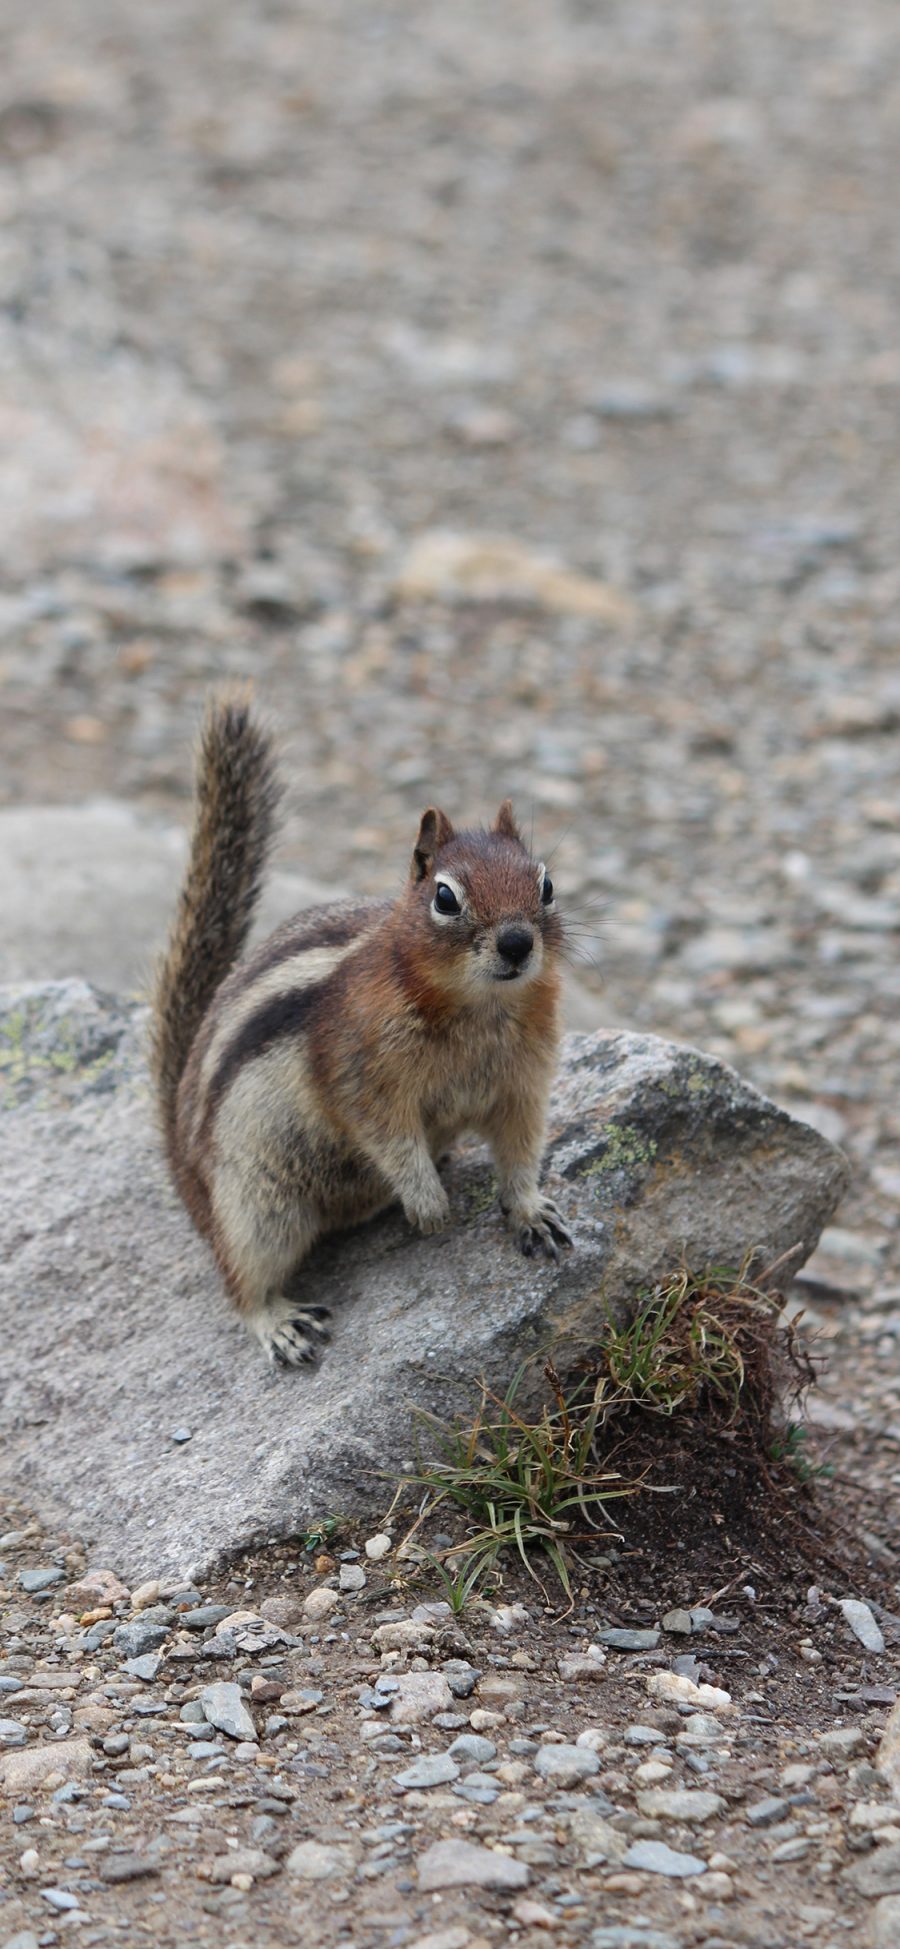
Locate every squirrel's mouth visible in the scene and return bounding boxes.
[495,965,526,982]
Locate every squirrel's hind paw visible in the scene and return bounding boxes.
[510,1196,574,1264]
[252,1302,332,1369]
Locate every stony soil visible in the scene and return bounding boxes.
[1,0,900,1945]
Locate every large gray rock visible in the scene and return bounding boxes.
[0,981,847,1582]
[0,801,332,993]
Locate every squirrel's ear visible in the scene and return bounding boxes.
[493,799,521,842]
[412,807,455,881]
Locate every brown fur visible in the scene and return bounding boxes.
[151,698,573,1366]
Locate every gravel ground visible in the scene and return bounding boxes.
[1,0,900,1943]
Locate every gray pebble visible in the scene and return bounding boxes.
[18,1567,64,1593]
[624,1725,668,1746]
[102,1793,132,1810]
[0,1676,23,1693]
[12,1804,35,1823]
[41,1888,81,1910]
[199,1681,257,1743]
[0,1719,28,1747]
[123,1654,162,1682]
[442,1662,481,1698]
[338,1562,366,1592]
[447,1733,497,1764]
[393,1752,459,1790]
[180,1605,234,1631]
[661,1609,692,1634]
[746,1797,791,1827]
[180,1700,207,1723]
[840,1598,886,1655]
[113,1620,169,1658]
[83,1619,117,1650]
[534,1742,601,1785]
[597,1628,660,1651]
[622,1840,706,1877]
[453,1770,499,1804]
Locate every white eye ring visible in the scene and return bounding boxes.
[432,875,466,922]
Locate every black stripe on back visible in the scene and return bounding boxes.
[202,979,328,1133]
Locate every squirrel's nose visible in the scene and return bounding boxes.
[497,925,534,967]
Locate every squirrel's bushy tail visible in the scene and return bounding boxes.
[150,693,282,1161]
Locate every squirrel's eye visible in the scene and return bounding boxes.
[434,883,461,916]
[541,874,554,905]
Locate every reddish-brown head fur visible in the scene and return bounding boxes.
[394,803,564,1021]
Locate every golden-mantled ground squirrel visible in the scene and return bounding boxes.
[151,696,573,1365]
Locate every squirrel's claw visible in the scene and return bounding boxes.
[263,1305,332,1368]
[509,1195,574,1262]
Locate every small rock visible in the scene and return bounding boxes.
[622,1840,706,1878]
[488,1602,530,1633]
[207,1846,280,1883]
[286,1839,357,1879]
[181,1605,234,1631]
[114,1620,169,1658]
[821,1727,865,1759]
[123,1655,162,1682]
[636,1788,724,1823]
[18,1568,64,1593]
[598,1628,660,1651]
[67,1569,130,1608]
[453,1771,499,1804]
[100,1853,160,1884]
[339,1563,366,1593]
[303,1585,339,1621]
[646,1672,731,1710]
[0,1720,28,1747]
[846,1842,900,1897]
[746,1797,791,1827]
[199,1682,257,1743]
[373,1619,433,1651]
[41,1889,81,1911]
[771,1837,811,1862]
[624,1725,668,1747]
[418,1837,530,1892]
[661,1610,692,1635]
[447,1733,497,1765]
[259,1595,305,1629]
[364,1533,392,1561]
[559,1650,607,1681]
[443,1661,481,1698]
[0,1736,94,1795]
[393,1752,459,1790]
[129,1579,161,1610]
[387,1672,453,1725]
[512,1898,557,1929]
[534,1742,601,1786]
[840,1598,886,1654]
[568,1807,628,1864]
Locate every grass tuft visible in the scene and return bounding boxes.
[395,1260,816,1608]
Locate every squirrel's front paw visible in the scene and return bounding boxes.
[403,1182,451,1236]
[506,1195,574,1263]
